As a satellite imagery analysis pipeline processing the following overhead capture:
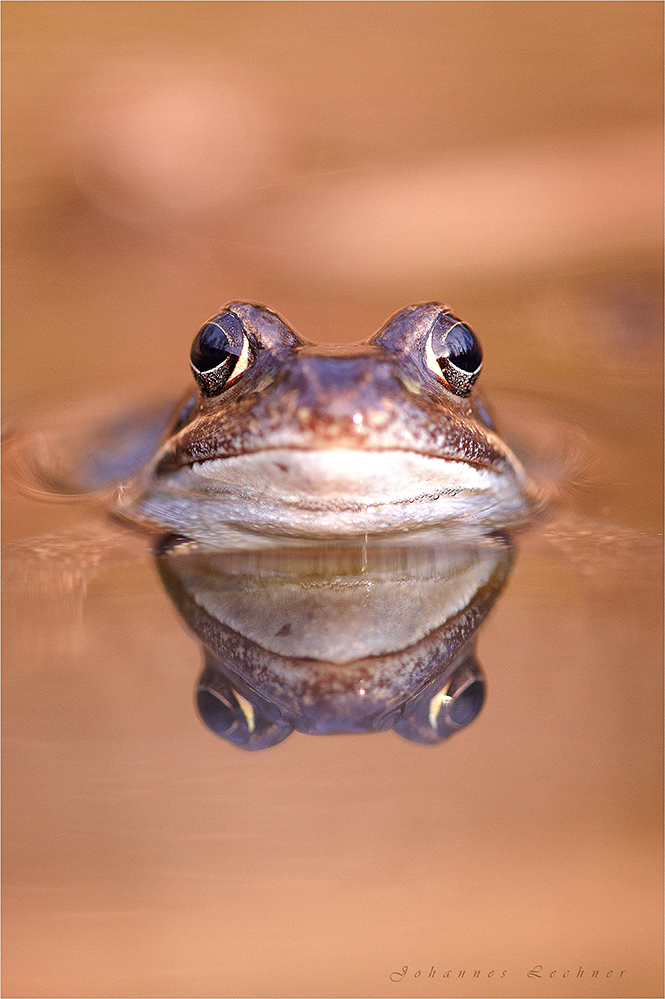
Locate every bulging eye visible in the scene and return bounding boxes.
[425,312,483,395]
[190,311,251,394]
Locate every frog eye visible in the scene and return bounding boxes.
[392,653,486,744]
[190,311,252,394]
[195,666,292,750]
[425,313,483,395]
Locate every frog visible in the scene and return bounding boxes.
[110,301,538,545]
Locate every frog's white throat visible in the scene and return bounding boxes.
[121,447,532,543]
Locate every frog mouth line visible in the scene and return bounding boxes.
[155,438,517,478]
[173,447,515,486]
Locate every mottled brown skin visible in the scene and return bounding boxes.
[119,302,534,542]
[155,302,509,475]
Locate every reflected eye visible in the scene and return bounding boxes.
[190,311,251,394]
[425,312,483,395]
[443,677,485,729]
[194,669,293,750]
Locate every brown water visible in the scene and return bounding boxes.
[3,5,663,998]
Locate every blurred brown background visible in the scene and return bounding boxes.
[3,4,663,998]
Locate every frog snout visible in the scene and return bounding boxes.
[282,355,405,427]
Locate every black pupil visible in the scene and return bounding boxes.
[435,319,482,373]
[190,313,244,373]
[447,679,485,727]
[196,689,236,735]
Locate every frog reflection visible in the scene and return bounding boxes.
[156,533,514,749]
